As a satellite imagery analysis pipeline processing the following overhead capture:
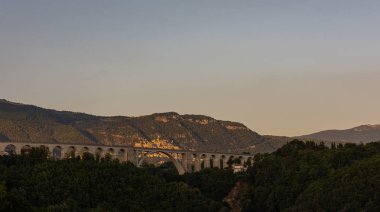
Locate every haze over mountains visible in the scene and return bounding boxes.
[0,99,288,153]
[300,125,380,143]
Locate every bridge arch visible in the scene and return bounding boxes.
[4,144,16,155]
[81,147,89,155]
[21,145,32,155]
[106,148,114,157]
[52,146,62,159]
[220,155,226,169]
[210,155,217,168]
[200,154,209,169]
[137,151,185,175]
[40,145,49,150]
[116,149,126,161]
[95,147,103,157]
[66,146,76,158]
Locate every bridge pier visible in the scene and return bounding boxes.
[203,154,210,168]
[194,154,202,172]
[116,149,127,162]
[181,152,191,173]
[127,149,137,165]
[213,155,220,168]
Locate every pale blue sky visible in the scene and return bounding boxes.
[1,1,380,136]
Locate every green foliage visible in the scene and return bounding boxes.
[81,152,95,161]
[141,163,238,207]
[241,140,380,212]
[0,149,221,211]
[288,154,380,211]
[1,140,379,211]
[177,168,237,202]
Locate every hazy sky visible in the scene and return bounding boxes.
[1,1,380,136]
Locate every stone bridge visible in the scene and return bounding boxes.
[0,142,253,175]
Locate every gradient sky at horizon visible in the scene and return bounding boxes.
[1,1,380,136]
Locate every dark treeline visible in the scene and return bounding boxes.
[0,148,226,211]
[0,140,379,211]
[241,140,380,212]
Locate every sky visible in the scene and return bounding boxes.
[1,0,380,136]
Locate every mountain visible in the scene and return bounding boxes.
[300,125,380,143]
[0,99,285,153]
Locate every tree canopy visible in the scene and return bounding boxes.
[0,140,379,211]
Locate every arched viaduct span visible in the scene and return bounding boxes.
[0,142,253,175]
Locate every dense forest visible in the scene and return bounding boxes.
[241,140,380,211]
[0,140,379,211]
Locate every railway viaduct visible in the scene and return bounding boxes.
[0,142,253,175]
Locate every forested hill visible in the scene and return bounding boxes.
[0,99,284,153]
[229,140,380,211]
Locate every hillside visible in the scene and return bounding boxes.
[300,125,380,143]
[234,140,380,211]
[0,99,282,153]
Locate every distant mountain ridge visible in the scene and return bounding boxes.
[0,99,285,153]
[300,124,380,143]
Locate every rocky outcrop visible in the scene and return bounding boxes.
[224,181,251,212]
[0,99,288,153]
